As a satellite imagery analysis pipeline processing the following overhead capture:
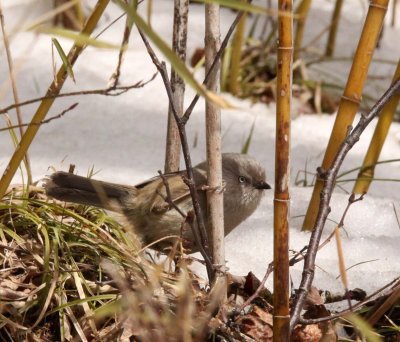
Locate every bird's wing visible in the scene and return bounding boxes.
[136,168,207,214]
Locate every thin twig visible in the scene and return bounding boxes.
[182,1,251,124]
[93,1,144,40]
[392,203,400,230]
[298,278,400,325]
[0,103,78,133]
[94,12,126,39]
[0,2,32,183]
[289,193,365,266]
[0,75,157,115]
[239,263,274,311]
[108,1,135,88]
[137,28,214,280]
[157,170,186,218]
[290,77,400,331]
[0,2,24,136]
[335,259,379,280]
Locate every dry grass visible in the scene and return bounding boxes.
[0,185,220,341]
[2,185,399,341]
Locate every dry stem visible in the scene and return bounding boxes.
[137,28,214,280]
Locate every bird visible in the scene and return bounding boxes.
[44,153,271,252]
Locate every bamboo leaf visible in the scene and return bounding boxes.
[52,38,75,83]
[115,0,231,109]
[345,314,383,342]
[241,120,255,154]
[193,0,295,17]
[37,27,120,49]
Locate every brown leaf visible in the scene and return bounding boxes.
[236,305,273,341]
[292,324,323,342]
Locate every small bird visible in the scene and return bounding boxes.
[44,153,271,252]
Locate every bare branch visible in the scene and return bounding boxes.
[239,263,274,311]
[157,170,186,218]
[299,278,400,325]
[0,75,157,115]
[290,77,400,331]
[0,103,78,133]
[182,1,251,124]
[137,28,214,280]
[289,193,365,267]
[108,1,136,88]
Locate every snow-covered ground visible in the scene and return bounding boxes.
[1,1,399,296]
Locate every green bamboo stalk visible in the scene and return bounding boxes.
[0,0,111,199]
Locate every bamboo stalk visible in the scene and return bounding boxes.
[391,0,397,27]
[293,0,312,62]
[274,0,292,340]
[302,0,388,231]
[334,226,348,292]
[147,0,153,27]
[325,0,344,57]
[164,0,189,173]
[353,60,400,194]
[54,0,85,30]
[227,0,247,96]
[0,0,110,199]
[0,2,32,185]
[205,2,225,286]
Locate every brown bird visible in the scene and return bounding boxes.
[44,153,271,252]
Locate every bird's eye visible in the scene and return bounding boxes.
[238,176,246,183]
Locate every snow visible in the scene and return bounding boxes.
[1,0,399,298]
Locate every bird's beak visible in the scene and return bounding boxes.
[254,180,272,190]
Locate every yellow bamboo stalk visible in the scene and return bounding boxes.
[335,226,348,291]
[228,0,247,96]
[0,0,110,199]
[325,0,344,57]
[293,0,312,62]
[74,0,85,29]
[302,0,388,231]
[274,0,292,340]
[54,0,85,30]
[0,2,32,185]
[353,60,400,194]
[147,0,153,27]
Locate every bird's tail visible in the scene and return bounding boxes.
[44,171,138,211]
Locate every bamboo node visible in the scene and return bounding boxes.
[369,3,388,11]
[213,264,229,275]
[274,315,290,319]
[274,197,290,203]
[316,167,327,179]
[200,183,225,193]
[341,95,361,105]
[346,124,353,137]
